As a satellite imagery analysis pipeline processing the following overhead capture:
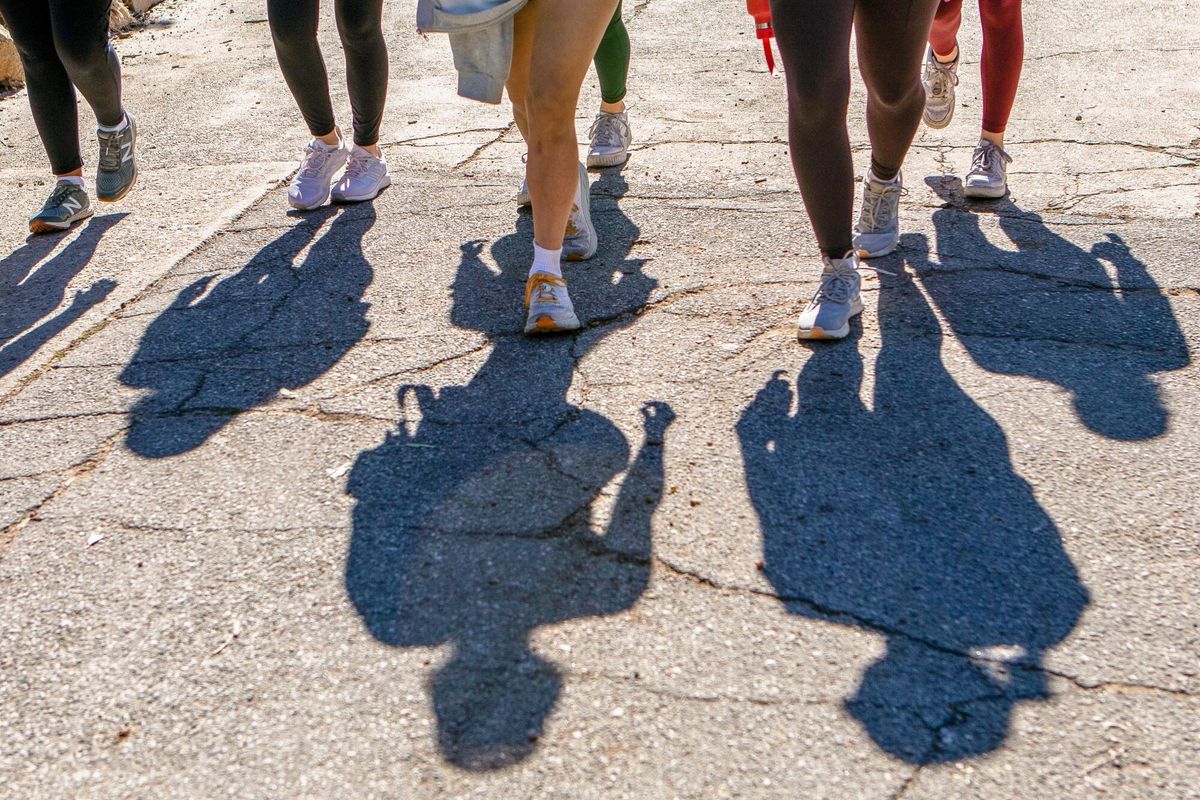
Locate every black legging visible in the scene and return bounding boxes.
[267,0,388,147]
[770,0,941,257]
[0,0,124,175]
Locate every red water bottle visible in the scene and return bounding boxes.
[746,0,776,75]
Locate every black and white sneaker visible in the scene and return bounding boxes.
[96,113,138,203]
[29,181,94,235]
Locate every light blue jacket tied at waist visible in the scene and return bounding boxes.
[416,0,530,104]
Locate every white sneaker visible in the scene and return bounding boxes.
[963,139,1012,199]
[853,171,903,258]
[586,110,632,169]
[288,134,350,210]
[525,272,581,334]
[922,48,959,130]
[516,177,531,208]
[797,252,864,341]
[332,145,391,203]
[563,162,598,261]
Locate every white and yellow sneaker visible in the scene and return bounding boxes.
[524,272,581,335]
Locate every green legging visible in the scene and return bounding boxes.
[594,2,629,104]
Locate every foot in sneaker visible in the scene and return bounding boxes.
[288,133,350,211]
[525,272,581,334]
[29,180,94,235]
[922,47,959,130]
[586,110,632,169]
[332,144,391,203]
[563,162,598,261]
[516,177,532,208]
[798,252,864,341]
[853,170,903,258]
[964,139,1012,199]
[96,113,137,203]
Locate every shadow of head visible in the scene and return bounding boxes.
[919,178,1188,441]
[122,205,373,457]
[431,649,561,771]
[847,638,1048,763]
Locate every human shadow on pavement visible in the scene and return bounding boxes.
[121,205,371,457]
[737,244,1089,763]
[0,214,124,378]
[921,178,1190,440]
[346,174,670,771]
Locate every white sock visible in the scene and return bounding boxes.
[867,168,901,187]
[58,176,87,190]
[98,114,129,134]
[529,243,563,279]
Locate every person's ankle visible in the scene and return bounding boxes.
[599,99,626,115]
[316,129,342,148]
[934,45,959,64]
[980,130,1005,149]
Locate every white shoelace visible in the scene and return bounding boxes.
[299,143,332,178]
[344,152,377,179]
[859,181,902,231]
[969,141,1012,177]
[589,113,629,150]
[927,58,959,99]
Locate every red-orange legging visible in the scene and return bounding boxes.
[929,0,1024,135]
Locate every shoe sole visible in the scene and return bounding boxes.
[332,176,392,204]
[922,110,953,130]
[29,208,95,235]
[854,239,899,259]
[964,184,1008,199]
[564,163,598,261]
[798,300,863,341]
[525,314,581,335]
[289,185,332,211]
[587,150,630,169]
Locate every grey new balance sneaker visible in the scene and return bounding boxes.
[798,252,864,341]
[853,171,903,258]
[29,181,94,235]
[562,161,598,261]
[964,139,1012,199]
[96,114,138,203]
[922,48,959,130]
[587,110,632,169]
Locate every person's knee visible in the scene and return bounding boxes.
[523,82,579,141]
[979,0,1021,27]
[787,73,851,129]
[868,77,924,115]
[337,10,385,54]
[54,41,111,83]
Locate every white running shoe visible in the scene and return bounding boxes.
[525,272,581,335]
[333,145,391,203]
[853,171,903,258]
[586,110,632,169]
[516,177,531,208]
[963,139,1012,199]
[563,161,598,261]
[797,252,865,341]
[922,48,959,130]
[288,134,350,211]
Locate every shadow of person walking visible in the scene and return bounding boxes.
[345,175,670,771]
[120,205,374,457]
[737,242,1089,763]
[0,214,124,378]
[920,178,1190,441]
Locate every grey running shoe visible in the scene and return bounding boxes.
[964,139,1012,199]
[798,253,864,341]
[525,272,581,335]
[29,181,94,235]
[562,161,598,261]
[288,135,350,211]
[96,114,137,203]
[586,110,632,169]
[332,145,391,203]
[922,47,959,130]
[853,171,903,258]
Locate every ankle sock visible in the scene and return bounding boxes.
[58,176,86,190]
[98,114,129,134]
[867,163,902,185]
[530,244,563,279]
